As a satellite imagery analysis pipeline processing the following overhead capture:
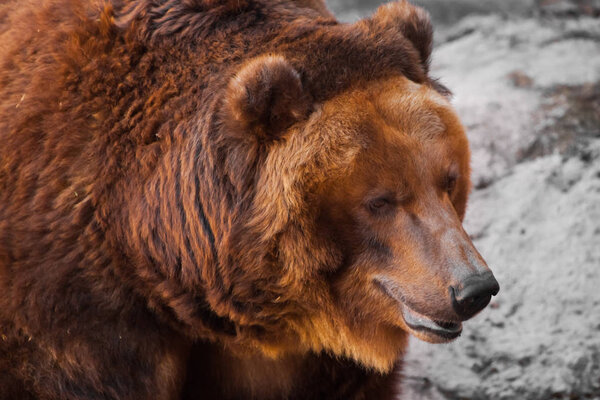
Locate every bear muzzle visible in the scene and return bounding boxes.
[374,276,465,343]
[374,266,499,344]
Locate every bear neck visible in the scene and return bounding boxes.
[183,341,402,399]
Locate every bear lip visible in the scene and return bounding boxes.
[400,303,463,342]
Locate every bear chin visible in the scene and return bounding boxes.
[293,315,409,373]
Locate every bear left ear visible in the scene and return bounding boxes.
[368,1,433,73]
[222,55,312,142]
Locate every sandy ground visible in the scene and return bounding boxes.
[327,1,600,398]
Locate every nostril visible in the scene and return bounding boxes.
[451,272,499,320]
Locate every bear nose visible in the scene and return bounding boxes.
[451,272,499,320]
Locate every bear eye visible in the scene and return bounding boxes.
[445,173,458,194]
[366,196,394,214]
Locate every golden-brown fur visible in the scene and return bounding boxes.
[0,0,494,398]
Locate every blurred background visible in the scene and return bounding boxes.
[326,1,600,399]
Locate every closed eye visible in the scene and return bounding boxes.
[445,173,458,194]
[370,198,389,209]
[365,195,395,215]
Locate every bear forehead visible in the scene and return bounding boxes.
[308,76,469,190]
[318,76,462,148]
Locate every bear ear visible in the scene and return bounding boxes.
[369,1,433,73]
[222,55,312,142]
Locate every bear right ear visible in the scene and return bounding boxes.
[367,1,433,73]
[222,55,312,142]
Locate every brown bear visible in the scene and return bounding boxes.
[0,0,499,399]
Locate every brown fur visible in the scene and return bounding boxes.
[0,0,493,399]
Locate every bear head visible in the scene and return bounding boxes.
[214,2,499,373]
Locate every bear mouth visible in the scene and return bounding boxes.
[400,304,462,343]
[374,277,462,343]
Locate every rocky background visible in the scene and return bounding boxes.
[327,1,600,399]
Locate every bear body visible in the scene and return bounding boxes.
[0,0,498,399]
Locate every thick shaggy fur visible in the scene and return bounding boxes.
[0,0,478,399]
